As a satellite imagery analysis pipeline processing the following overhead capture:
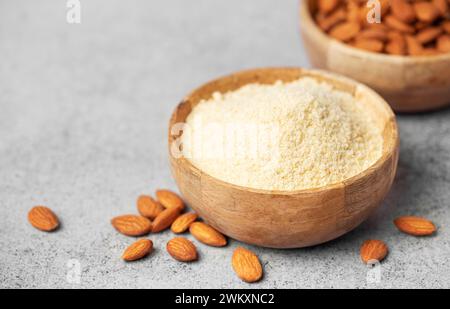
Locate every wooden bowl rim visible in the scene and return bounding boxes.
[299,0,450,63]
[169,67,399,196]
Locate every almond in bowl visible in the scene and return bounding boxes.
[299,0,450,112]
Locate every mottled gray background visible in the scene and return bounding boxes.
[0,0,449,289]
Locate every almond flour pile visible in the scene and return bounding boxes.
[182,77,383,191]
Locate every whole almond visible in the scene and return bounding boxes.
[122,239,153,261]
[357,28,389,42]
[433,0,449,16]
[413,2,440,23]
[443,21,450,34]
[391,0,416,23]
[156,189,185,211]
[415,21,432,31]
[111,215,152,236]
[346,1,360,22]
[152,206,181,233]
[437,35,450,52]
[394,216,437,236]
[28,206,59,232]
[167,237,198,262]
[385,15,416,34]
[329,22,361,42]
[353,39,385,53]
[360,240,389,264]
[189,222,227,247]
[386,38,407,55]
[418,48,441,56]
[232,247,263,283]
[318,0,340,14]
[171,212,198,234]
[416,27,443,44]
[406,35,424,56]
[137,195,164,219]
[317,8,347,32]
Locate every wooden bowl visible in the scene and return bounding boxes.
[168,67,399,248]
[299,0,450,113]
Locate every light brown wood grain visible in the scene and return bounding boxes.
[168,67,399,249]
[299,0,450,113]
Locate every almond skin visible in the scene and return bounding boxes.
[189,222,227,247]
[111,215,152,236]
[28,206,60,232]
[360,240,389,264]
[171,212,198,234]
[232,247,263,283]
[137,195,164,220]
[122,239,153,261]
[156,190,185,211]
[152,206,181,233]
[394,216,437,236]
[167,237,198,262]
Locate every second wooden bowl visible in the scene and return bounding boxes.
[299,0,450,113]
[169,67,399,248]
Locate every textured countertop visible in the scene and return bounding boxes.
[1,0,449,289]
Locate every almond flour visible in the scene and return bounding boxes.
[182,77,383,191]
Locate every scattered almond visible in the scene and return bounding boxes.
[394,216,437,236]
[167,237,198,262]
[28,206,60,232]
[232,247,263,283]
[122,239,153,261]
[152,206,181,233]
[171,212,198,234]
[111,215,152,236]
[137,195,164,220]
[360,240,389,264]
[189,222,227,247]
[156,189,185,211]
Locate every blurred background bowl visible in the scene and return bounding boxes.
[299,0,450,113]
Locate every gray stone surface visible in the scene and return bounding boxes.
[0,0,449,289]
